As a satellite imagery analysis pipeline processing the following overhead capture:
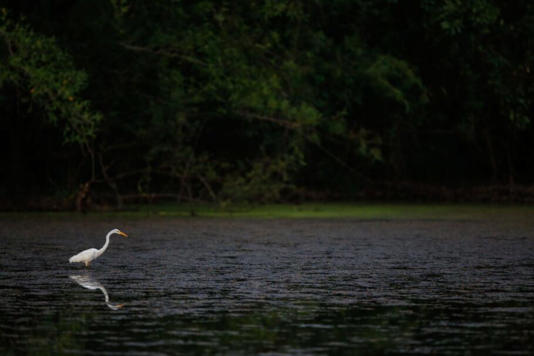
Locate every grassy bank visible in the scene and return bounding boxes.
[143,202,534,220]
[3,202,534,221]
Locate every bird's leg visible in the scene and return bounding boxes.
[85,261,91,267]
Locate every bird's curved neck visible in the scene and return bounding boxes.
[99,286,110,303]
[97,231,114,257]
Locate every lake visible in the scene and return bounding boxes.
[1,216,533,354]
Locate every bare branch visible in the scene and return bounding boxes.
[237,111,301,129]
[0,30,14,56]
[119,42,207,66]
[198,175,218,202]
[98,153,123,208]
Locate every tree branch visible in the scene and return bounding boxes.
[0,30,14,56]
[119,42,207,66]
[237,110,301,129]
[98,153,123,208]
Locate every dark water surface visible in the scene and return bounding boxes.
[1,217,533,354]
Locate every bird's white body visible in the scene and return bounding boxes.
[69,229,128,267]
[69,248,100,264]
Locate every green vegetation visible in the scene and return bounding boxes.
[1,1,533,210]
[136,202,534,220]
[4,203,534,221]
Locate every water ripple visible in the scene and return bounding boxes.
[0,218,533,354]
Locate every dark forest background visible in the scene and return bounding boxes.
[1,0,533,210]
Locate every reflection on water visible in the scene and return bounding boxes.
[70,273,124,310]
[0,218,533,354]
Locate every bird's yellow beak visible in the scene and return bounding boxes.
[118,231,128,237]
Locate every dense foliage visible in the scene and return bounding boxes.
[1,0,533,209]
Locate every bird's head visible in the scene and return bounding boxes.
[112,228,128,237]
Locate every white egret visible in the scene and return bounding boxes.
[69,228,128,267]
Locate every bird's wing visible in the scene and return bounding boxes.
[69,248,98,263]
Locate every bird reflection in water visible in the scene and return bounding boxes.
[69,273,125,310]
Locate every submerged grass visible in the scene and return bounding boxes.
[3,202,534,221]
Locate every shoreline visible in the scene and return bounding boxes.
[2,202,534,221]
